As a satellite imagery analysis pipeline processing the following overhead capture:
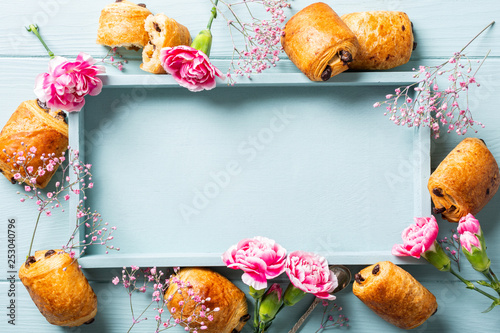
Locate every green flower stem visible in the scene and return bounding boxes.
[450,267,499,302]
[27,211,42,257]
[26,24,55,59]
[490,268,500,285]
[251,292,262,333]
[482,269,500,296]
[207,0,219,30]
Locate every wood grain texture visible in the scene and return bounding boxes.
[0,0,498,60]
[1,1,500,332]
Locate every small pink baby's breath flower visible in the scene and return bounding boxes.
[13,173,21,180]
[112,277,120,285]
[25,186,31,192]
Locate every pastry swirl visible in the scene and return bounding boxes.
[140,13,192,74]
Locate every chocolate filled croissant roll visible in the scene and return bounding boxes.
[96,0,152,50]
[164,267,249,333]
[353,261,437,330]
[428,138,500,222]
[340,11,414,70]
[18,250,97,327]
[0,100,68,188]
[281,2,359,81]
[140,13,191,74]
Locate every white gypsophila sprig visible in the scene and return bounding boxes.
[3,143,118,259]
[374,21,494,139]
[114,267,220,333]
[214,0,290,84]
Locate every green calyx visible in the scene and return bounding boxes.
[463,244,491,273]
[249,286,266,299]
[283,283,307,307]
[190,29,213,57]
[259,286,283,323]
[422,241,451,272]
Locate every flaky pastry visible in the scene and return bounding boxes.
[281,2,359,81]
[96,0,152,50]
[140,13,191,74]
[18,249,97,327]
[428,138,500,222]
[353,261,437,330]
[341,11,414,70]
[164,267,249,333]
[0,100,68,188]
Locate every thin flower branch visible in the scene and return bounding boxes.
[213,0,290,84]
[113,267,219,332]
[374,21,494,139]
[3,143,118,259]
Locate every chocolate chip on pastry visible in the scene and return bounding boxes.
[353,261,437,330]
[96,0,152,50]
[0,100,68,188]
[340,11,414,70]
[18,250,97,327]
[140,13,191,74]
[428,138,500,222]
[281,2,359,81]
[164,267,249,333]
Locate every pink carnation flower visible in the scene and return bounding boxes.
[160,46,224,92]
[392,216,439,259]
[458,213,480,235]
[222,236,287,290]
[285,251,337,300]
[34,52,105,112]
[460,231,482,252]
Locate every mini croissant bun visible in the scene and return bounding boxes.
[0,100,68,188]
[18,250,97,327]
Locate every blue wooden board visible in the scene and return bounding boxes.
[0,0,499,332]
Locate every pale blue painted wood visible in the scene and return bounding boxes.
[99,71,417,87]
[73,84,422,267]
[0,1,500,332]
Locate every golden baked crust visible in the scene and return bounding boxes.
[281,2,359,81]
[96,0,152,50]
[428,138,500,222]
[140,13,192,74]
[18,250,97,327]
[164,268,249,333]
[0,100,68,188]
[341,11,414,70]
[352,261,437,330]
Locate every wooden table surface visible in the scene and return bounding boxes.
[1,1,500,332]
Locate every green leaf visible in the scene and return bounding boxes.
[477,280,492,288]
[482,301,499,313]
